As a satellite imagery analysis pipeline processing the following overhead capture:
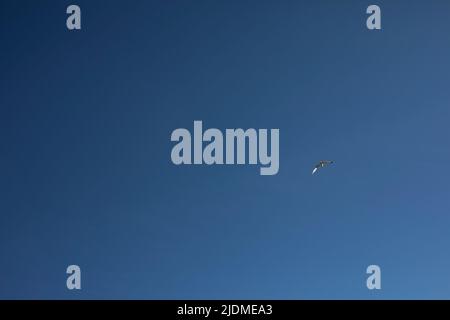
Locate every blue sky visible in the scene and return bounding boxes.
[1,0,450,299]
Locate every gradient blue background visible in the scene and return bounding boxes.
[1,0,450,299]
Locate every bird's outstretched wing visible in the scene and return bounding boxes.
[312,160,334,175]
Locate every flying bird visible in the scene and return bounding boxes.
[312,160,334,175]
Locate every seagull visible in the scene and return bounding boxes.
[312,160,334,175]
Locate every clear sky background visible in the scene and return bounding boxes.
[1,0,450,299]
